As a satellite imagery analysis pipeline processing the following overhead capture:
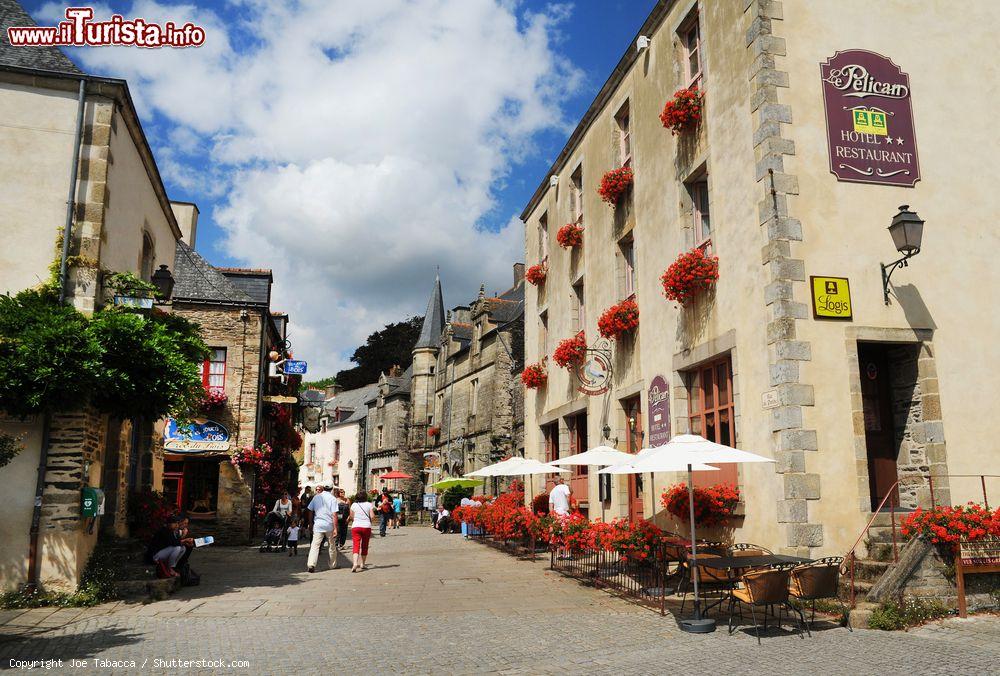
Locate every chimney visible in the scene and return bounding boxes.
[389,365,402,377]
[324,384,343,398]
[170,201,200,247]
[513,263,525,285]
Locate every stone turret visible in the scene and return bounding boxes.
[410,274,444,447]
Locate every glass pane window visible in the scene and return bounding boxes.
[685,21,702,86]
[691,181,710,244]
[203,348,227,392]
[622,241,636,298]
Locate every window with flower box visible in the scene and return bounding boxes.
[682,14,702,88]
[619,238,636,300]
[616,101,631,168]
[689,178,711,250]
[685,354,737,487]
[539,310,548,359]
[573,280,586,333]
[538,213,549,262]
[201,347,226,393]
[570,165,584,227]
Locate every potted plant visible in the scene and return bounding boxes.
[659,86,704,135]
[556,223,584,249]
[552,331,587,368]
[598,167,634,206]
[428,426,441,438]
[661,482,740,527]
[520,361,548,389]
[525,263,547,286]
[597,299,639,340]
[660,247,719,305]
[201,388,228,412]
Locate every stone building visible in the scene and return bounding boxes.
[163,232,295,543]
[520,0,1000,558]
[0,0,185,590]
[299,383,379,496]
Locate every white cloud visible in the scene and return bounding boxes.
[58,0,580,376]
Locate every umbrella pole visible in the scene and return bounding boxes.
[680,462,715,633]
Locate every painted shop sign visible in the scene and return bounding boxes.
[647,375,671,447]
[574,338,613,396]
[820,50,920,186]
[810,276,853,320]
[163,418,230,452]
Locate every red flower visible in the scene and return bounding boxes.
[552,332,587,369]
[525,263,547,286]
[660,248,719,305]
[521,362,548,389]
[661,482,740,527]
[597,299,639,340]
[660,86,704,135]
[427,426,441,437]
[900,503,1000,547]
[556,223,584,249]
[597,167,634,206]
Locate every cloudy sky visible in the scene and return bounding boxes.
[29,0,654,377]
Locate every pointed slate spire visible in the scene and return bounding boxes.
[415,273,445,349]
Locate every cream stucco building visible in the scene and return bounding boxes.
[299,383,378,497]
[521,0,1000,558]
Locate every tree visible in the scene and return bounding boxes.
[335,316,422,390]
[300,376,338,393]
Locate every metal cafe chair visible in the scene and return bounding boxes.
[678,552,734,615]
[788,556,852,632]
[729,542,774,557]
[727,563,808,645]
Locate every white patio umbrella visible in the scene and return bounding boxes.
[548,445,634,467]
[464,457,530,477]
[600,434,774,634]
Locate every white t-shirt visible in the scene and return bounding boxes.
[273,498,293,516]
[351,502,374,529]
[307,492,338,533]
[550,484,571,516]
[438,509,450,519]
[286,526,300,542]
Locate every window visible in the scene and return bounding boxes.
[376,425,384,449]
[616,101,631,167]
[470,379,480,418]
[473,322,482,354]
[542,422,559,464]
[437,393,445,424]
[539,213,549,262]
[140,233,155,283]
[308,442,316,464]
[202,348,226,393]
[320,418,328,434]
[429,365,435,375]
[690,179,711,247]
[683,16,702,87]
[686,354,737,486]
[334,439,341,463]
[570,165,584,226]
[539,310,549,358]
[568,412,588,498]
[573,281,586,333]
[333,476,340,486]
[620,239,636,299]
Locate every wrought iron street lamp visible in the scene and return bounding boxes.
[880,205,924,305]
[151,264,175,301]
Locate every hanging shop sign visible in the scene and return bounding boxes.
[263,395,298,404]
[423,452,441,470]
[810,276,853,320]
[282,360,308,375]
[163,418,231,452]
[574,338,613,396]
[647,375,671,447]
[820,50,920,187]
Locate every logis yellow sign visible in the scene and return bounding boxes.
[811,276,853,320]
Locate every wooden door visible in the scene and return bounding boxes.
[624,397,644,521]
[859,343,899,510]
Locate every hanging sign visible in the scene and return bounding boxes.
[647,375,671,447]
[574,338,613,396]
[282,360,308,375]
[810,276,853,320]
[820,50,920,186]
[163,418,230,452]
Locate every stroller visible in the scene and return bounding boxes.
[259,511,287,552]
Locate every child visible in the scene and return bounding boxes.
[286,520,300,557]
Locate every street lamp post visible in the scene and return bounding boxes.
[880,205,925,304]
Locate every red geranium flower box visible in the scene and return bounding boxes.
[900,503,1000,547]
[525,263,547,286]
[556,223,584,249]
[598,167,633,206]
[552,331,587,368]
[427,426,441,437]
[661,247,719,305]
[597,299,639,340]
[521,362,548,389]
[661,482,740,527]
[660,86,704,135]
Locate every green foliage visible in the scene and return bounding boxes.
[0,434,23,468]
[89,309,208,420]
[103,270,159,298]
[335,315,423,390]
[868,597,950,630]
[300,376,338,393]
[0,538,123,609]
[0,288,102,417]
[442,486,474,511]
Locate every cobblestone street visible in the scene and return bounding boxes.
[0,527,997,674]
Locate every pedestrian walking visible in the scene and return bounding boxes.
[286,520,300,557]
[391,493,404,529]
[348,490,375,573]
[299,486,314,541]
[377,488,393,537]
[335,489,350,549]
[305,486,339,573]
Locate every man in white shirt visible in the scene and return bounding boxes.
[549,476,572,559]
[306,486,339,572]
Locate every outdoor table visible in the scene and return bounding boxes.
[697,554,812,571]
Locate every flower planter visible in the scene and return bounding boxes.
[660,86,704,136]
[521,361,548,389]
[900,503,1000,545]
[553,332,587,369]
[597,299,639,340]
[598,167,633,206]
[556,223,584,249]
[660,248,719,305]
[525,263,547,286]
[427,426,441,438]
[661,482,740,527]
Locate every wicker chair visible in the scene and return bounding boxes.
[678,552,733,615]
[728,563,807,644]
[788,556,851,632]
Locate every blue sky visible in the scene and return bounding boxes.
[24,0,657,376]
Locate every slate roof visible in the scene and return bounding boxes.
[172,241,255,304]
[415,274,445,349]
[0,0,83,74]
[219,268,272,305]
[322,383,380,425]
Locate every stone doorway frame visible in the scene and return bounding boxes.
[845,327,949,515]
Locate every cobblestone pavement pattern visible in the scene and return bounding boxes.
[0,527,997,674]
